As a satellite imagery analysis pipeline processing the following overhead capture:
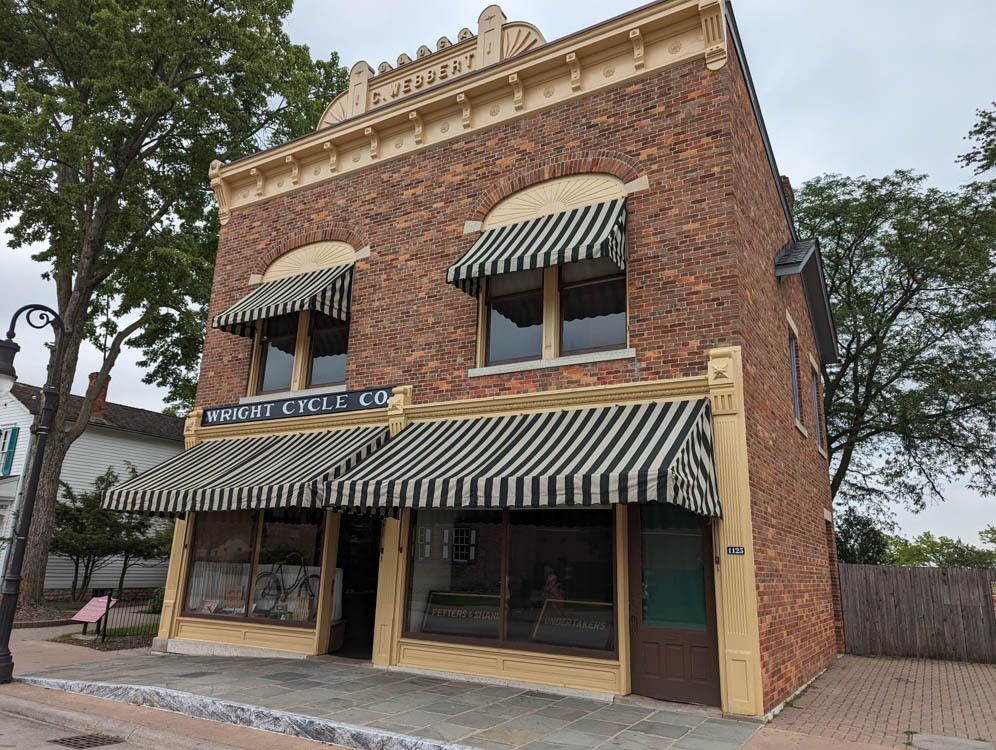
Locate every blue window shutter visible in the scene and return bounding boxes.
[1,427,18,476]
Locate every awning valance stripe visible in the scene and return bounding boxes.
[211,264,353,337]
[103,426,388,515]
[325,399,721,517]
[446,198,627,296]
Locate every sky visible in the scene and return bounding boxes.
[1,0,993,541]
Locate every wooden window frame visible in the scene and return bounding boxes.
[248,310,348,397]
[401,507,619,661]
[477,263,628,367]
[180,509,327,629]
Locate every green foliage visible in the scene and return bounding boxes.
[835,507,892,565]
[961,102,996,175]
[144,585,165,614]
[887,532,996,569]
[51,466,173,599]
[795,171,996,512]
[0,0,348,412]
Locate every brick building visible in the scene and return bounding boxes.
[106,0,840,717]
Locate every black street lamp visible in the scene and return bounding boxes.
[0,304,65,683]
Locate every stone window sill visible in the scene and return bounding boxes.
[794,419,809,438]
[239,383,347,405]
[817,442,828,460]
[468,348,636,378]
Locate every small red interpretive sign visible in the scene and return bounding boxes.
[71,596,117,623]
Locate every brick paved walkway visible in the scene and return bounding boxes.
[770,655,996,748]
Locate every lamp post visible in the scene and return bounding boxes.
[0,304,65,683]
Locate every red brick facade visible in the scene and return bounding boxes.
[196,39,838,713]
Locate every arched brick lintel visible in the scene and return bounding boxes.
[468,151,646,223]
[253,221,370,275]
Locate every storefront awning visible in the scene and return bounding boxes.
[211,264,353,337]
[103,426,388,515]
[446,198,627,296]
[325,398,721,517]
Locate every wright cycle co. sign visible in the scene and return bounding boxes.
[201,386,394,427]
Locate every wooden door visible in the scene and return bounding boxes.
[628,504,721,706]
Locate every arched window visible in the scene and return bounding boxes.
[212,241,356,396]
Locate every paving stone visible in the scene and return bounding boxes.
[567,718,630,736]
[503,695,564,710]
[363,719,420,734]
[389,709,452,727]
[598,730,676,750]
[671,735,743,750]
[501,713,573,733]
[446,711,511,729]
[687,719,757,742]
[473,726,550,746]
[324,707,390,725]
[461,738,518,750]
[912,736,995,750]
[520,743,582,750]
[586,706,655,724]
[264,671,312,681]
[540,728,614,747]
[556,698,611,711]
[472,686,526,699]
[646,710,706,728]
[421,721,478,742]
[420,698,481,715]
[243,684,293,698]
[361,693,441,712]
[628,720,692,740]
[488,702,539,718]
[535,705,592,721]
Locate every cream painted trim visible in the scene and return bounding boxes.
[614,504,631,696]
[542,266,559,358]
[794,419,808,438]
[464,220,483,234]
[395,639,624,694]
[482,174,626,230]
[469,348,635,378]
[624,175,650,193]
[262,241,356,281]
[807,352,819,372]
[209,0,725,223]
[823,508,833,523]
[239,382,347,405]
[248,273,263,285]
[290,310,312,391]
[785,309,799,338]
[708,346,764,716]
[314,512,341,655]
[172,616,319,656]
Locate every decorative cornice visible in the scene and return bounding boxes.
[210,0,726,224]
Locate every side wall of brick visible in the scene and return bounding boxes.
[723,41,838,711]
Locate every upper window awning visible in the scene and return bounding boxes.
[103,426,388,515]
[211,265,353,338]
[325,398,721,517]
[446,198,627,296]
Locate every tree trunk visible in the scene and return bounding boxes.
[20,427,70,603]
[116,552,129,601]
[70,558,80,601]
[80,555,94,599]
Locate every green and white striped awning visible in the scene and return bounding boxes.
[446,198,627,296]
[211,265,353,337]
[103,426,388,515]
[325,399,721,517]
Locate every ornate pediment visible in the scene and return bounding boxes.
[318,5,544,129]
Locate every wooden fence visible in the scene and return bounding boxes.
[838,563,996,663]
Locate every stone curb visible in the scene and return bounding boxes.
[12,618,75,629]
[17,675,473,750]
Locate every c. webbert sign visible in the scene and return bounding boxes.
[201,386,394,427]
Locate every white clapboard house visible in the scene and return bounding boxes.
[0,377,183,592]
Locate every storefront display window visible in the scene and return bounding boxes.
[184,508,325,626]
[406,508,616,655]
[407,510,502,639]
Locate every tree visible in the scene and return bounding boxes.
[961,102,996,175]
[51,467,175,599]
[888,531,996,569]
[0,0,348,601]
[980,525,996,547]
[834,507,892,565]
[794,171,996,514]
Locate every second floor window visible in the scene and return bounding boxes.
[483,258,627,366]
[789,331,801,423]
[254,311,349,395]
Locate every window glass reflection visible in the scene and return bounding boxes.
[309,313,348,386]
[561,277,626,354]
[258,315,297,393]
[184,512,255,616]
[487,270,544,364]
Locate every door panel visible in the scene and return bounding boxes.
[629,504,720,706]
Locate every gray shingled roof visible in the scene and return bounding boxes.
[774,238,818,271]
[11,383,184,442]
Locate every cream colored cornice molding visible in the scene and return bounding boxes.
[184,376,711,446]
[209,0,727,225]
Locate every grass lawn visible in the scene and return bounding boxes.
[53,624,156,642]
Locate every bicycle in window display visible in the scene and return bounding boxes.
[253,552,321,620]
